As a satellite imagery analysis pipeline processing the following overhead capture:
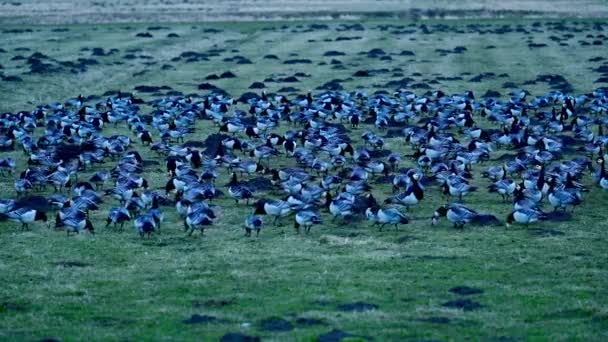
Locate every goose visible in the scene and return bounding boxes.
[506,208,547,227]
[597,158,608,189]
[431,204,478,229]
[146,197,164,230]
[184,210,213,236]
[345,180,372,195]
[384,174,424,210]
[365,207,379,224]
[227,173,254,204]
[138,130,153,145]
[253,199,293,224]
[294,210,322,234]
[0,158,16,175]
[488,173,516,201]
[0,198,15,213]
[134,214,157,238]
[325,192,353,221]
[14,179,33,196]
[0,208,48,229]
[106,207,131,230]
[443,178,477,201]
[547,179,582,211]
[56,216,95,236]
[222,137,243,152]
[236,160,264,176]
[320,175,342,193]
[251,145,279,165]
[364,160,389,178]
[244,215,263,237]
[386,153,401,172]
[375,207,409,231]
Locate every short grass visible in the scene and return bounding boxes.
[0,18,608,341]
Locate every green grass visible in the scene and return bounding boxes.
[1,18,608,341]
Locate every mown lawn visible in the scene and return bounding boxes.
[0,19,607,341]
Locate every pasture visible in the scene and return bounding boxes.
[0,10,608,342]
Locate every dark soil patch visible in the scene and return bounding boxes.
[203,134,230,157]
[1,75,22,82]
[353,70,370,77]
[317,79,344,91]
[0,301,27,312]
[318,329,369,342]
[13,196,52,212]
[220,333,260,342]
[53,261,90,268]
[471,214,501,226]
[134,85,164,93]
[220,71,237,78]
[417,316,451,324]
[249,82,265,89]
[483,90,501,98]
[278,76,299,82]
[442,298,482,311]
[260,317,293,331]
[278,87,300,93]
[183,314,217,324]
[193,299,234,308]
[337,302,378,312]
[283,59,312,64]
[237,92,261,103]
[449,286,484,296]
[242,177,273,192]
[324,50,345,56]
[296,317,326,326]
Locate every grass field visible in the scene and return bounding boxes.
[1,0,608,24]
[1,12,608,342]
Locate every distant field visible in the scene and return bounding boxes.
[1,0,608,24]
[1,11,608,342]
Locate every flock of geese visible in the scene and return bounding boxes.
[1,86,608,238]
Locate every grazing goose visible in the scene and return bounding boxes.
[443,177,477,201]
[184,210,213,236]
[134,214,157,238]
[596,158,608,189]
[227,173,254,204]
[384,174,424,210]
[374,207,409,231]
[431,204,478,229]
[294,210,322,234]
[326,192,354,221]
[244,215,263,237]
[547,181,582,211]
[146,196,164,231]
[56,216,95,236]
[0,198,16,213]
[506,208,548,227]
[0,208,48,229]
[488,173,516,201]
[253,199,293,224]
[0,158,16,176]
[106,207,131,230]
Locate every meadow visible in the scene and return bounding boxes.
[0,8,608,342]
